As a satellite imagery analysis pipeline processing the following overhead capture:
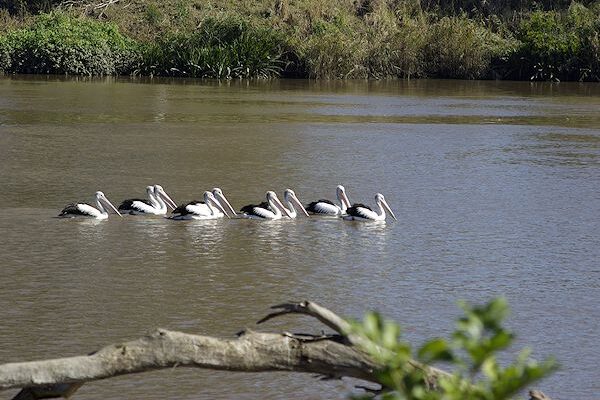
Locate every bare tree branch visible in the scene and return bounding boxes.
[529,390,552,400]
[0,301,550,399]
[2,328,379,398]
[1,301,382,399]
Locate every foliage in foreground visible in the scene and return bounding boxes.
[350,298,556,400]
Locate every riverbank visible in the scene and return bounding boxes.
[0,0,599,80]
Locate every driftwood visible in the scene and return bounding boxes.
[59,0,123,18]
[529,390,553,400]
[0,301,549,400]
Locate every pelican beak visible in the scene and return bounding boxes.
[209,196,230,218]
[273,195,292,218]
[159,189,177,210]
[214,191,237,217]
[103,196,123,217]
[381,199,397,221]
[290,193,310,217]
[340,190,351,211]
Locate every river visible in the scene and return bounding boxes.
[0,76,598,399]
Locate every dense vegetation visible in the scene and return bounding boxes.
[0,13,138,75]
[0,0,598,80]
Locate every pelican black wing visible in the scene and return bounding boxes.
[172,200,204,215]
[306,199,335,213]
[118,198,152,211]
[346,203,372,217]
[240,201,271,214]
[59,203,90,216]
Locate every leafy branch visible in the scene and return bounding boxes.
[349,298,556,400]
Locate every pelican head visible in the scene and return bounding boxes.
[212,187,237,216]
[266,191,292,218]
[336,185,351,211]
[284,189,309,217]
[95,191,123,217]
[154,185,177,210]
[375,193,397,221]
[204,191,230,217]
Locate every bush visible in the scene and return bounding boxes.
[362,7,427,79]
[0,12,140,75]
[423,16,515,79]
[567,1,600,81]
[142,17,286,78]
[350,298,556,400]
[504,3,600,81]
[517,10,579,80]
[0,35,10,70]
[298,20,368,79]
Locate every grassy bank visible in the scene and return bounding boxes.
[0,0,599,81]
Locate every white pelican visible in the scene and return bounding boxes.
[118,185,177,215]
[306,185,351,216]
[282,189,310,218]
[343,193,397,222]
[169,191,230,220]
[239,191,292,220]
[169,188,237,219]
[58,191,123,219]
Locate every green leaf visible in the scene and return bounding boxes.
[382,321,400,348]
[489,330,513,351]
[418,338,453,363]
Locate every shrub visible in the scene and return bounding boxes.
[142,17,286,78]
[517,10,580,80]
[299,30,367,78]
[0,35,10,70]
[423,16,515,79]
[492,2,600,81]
[293,15,369,79]
[0,12,140,75]
[350,298,556,400]
[567,1,600,81]
[362,6,427,79]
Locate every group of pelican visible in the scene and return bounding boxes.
[58,185,397,222]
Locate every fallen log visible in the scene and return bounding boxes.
[0,301,548,399]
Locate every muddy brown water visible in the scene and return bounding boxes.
[0,76,599,399]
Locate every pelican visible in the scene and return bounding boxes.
[118,185,177,215]
[169,191,230,220]
[306,185,351,216]
[282,189,309,218]
[239,191,292,220]
[343,193,397,222]
[58,191,123,219]
[169,188,237,219]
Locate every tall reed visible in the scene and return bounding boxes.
[142,17,286,78]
